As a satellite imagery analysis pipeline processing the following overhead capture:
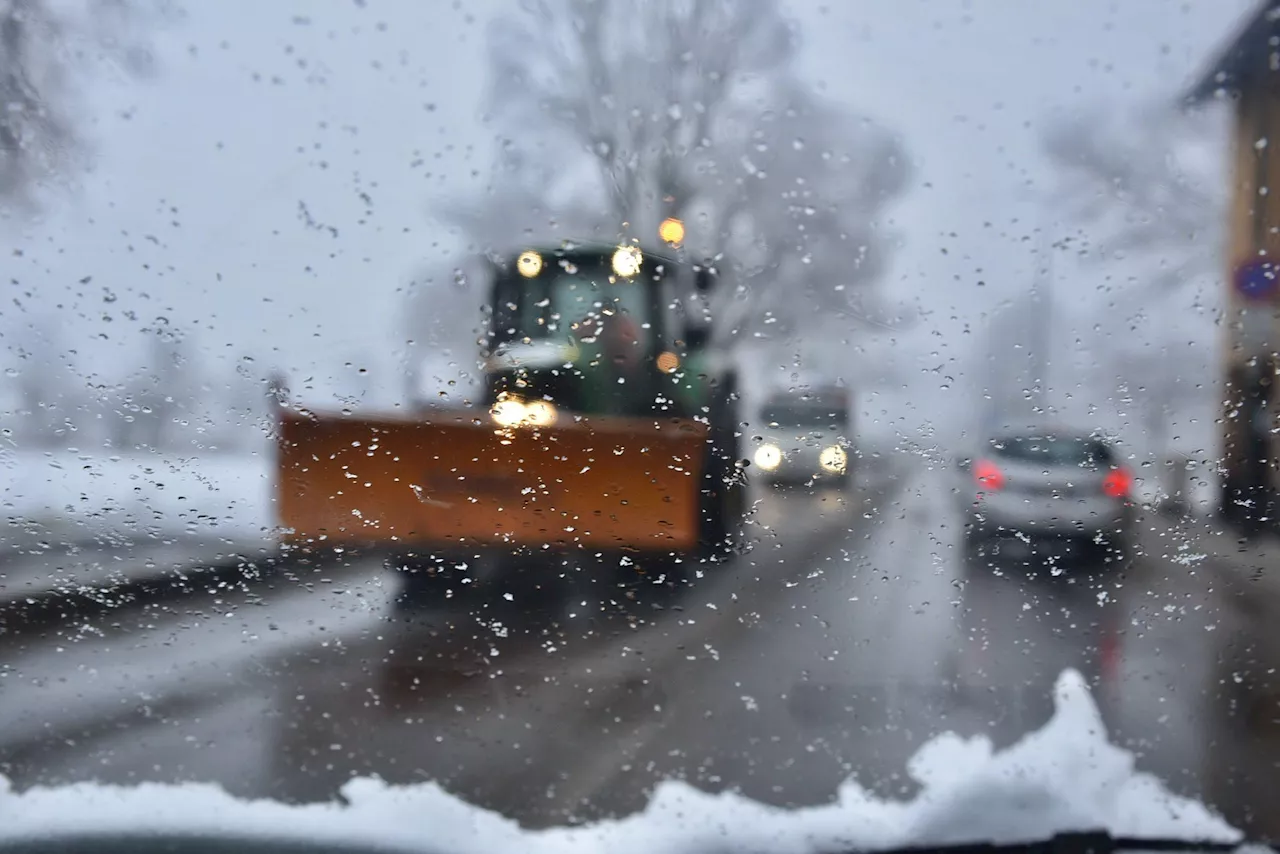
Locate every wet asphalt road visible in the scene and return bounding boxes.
[0,454,1262,833]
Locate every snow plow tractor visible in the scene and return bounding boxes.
[275,241,747,599]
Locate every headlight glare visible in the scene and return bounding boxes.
[612,245,643,278]
[524,399,557,426]
[491,396,557,428]
[491,398,528,428]
[754,444,782,471]
[819,445,847,474]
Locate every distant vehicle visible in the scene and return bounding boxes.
[956,428,1135,561]
[751,386,852,489]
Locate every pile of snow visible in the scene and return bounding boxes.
[0,670,1241,852]
[0,448,273,544]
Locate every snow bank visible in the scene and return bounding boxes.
[0,448,273,544]
[0,670,1239,852]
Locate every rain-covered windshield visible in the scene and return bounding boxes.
[5,0,1280,849]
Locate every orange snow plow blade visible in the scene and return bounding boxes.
[276,409,708,554]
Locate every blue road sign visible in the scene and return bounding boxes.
[1234,258,1280,301]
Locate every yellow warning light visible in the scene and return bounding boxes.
[656,351,680,374]
[658,217,685,246]
[611,245,643,278]
[517,251,543,278]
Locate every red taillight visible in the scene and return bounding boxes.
[974,459,1004,491]
[1102,467,1131,498]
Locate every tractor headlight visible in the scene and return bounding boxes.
[491,396,557,428]
[524,399,557,426]
[819,445,847,474]
[754,444,782,471]
[491,398,528,428]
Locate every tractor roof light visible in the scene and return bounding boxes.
[611,245,643,278]
[517,251,543,278]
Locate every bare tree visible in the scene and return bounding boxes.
[694,78,910,338]
[485,0,798,231]
[414,0,911,345]
[1043,100,1226,455]
[1042,101,1224,298]
[0,0,162,207]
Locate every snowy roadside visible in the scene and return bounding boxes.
[0,448,280,612]
[0,447,275,553]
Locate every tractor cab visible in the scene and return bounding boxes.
[483,243,714,422]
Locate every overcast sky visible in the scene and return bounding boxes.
[0,0,1257,422]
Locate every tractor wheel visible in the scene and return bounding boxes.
[390,552,470,609]
[699,382,747,564]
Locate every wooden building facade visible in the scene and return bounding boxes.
[1189,1,1280,529]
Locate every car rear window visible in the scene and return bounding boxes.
[990,435,1113,466]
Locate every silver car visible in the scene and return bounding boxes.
[751,393,852,489]
[957,429,1135,560]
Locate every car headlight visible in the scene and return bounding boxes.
[754,444,782,471]
[490,398,528,428]
[819,445,847,474]
[524,399,557,426]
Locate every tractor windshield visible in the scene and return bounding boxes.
[491,253,659,353]
[487,250,673,418]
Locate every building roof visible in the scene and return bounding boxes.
[1185,1,1280,105]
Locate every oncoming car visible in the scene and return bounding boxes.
[958,429,1135,561]
[751,387,852,489]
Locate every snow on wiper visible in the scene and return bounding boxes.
[0,671,1245,854]
[848,830,1264,854]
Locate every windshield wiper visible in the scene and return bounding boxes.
[835,831,1264,854]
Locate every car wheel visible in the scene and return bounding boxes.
[699,386,746,565]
